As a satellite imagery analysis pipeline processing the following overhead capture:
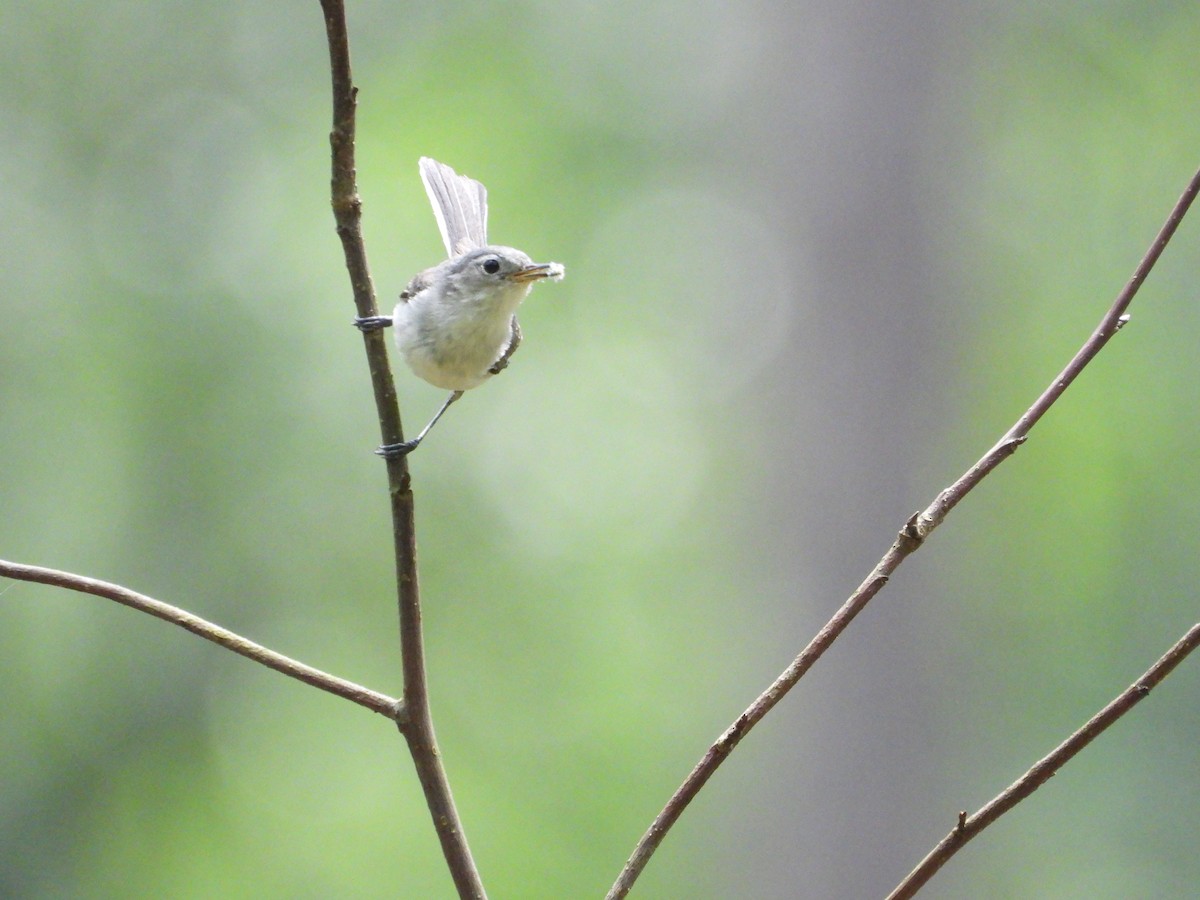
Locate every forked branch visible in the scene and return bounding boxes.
[319,1,484,896]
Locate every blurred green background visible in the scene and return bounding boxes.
[2,2,1199,897]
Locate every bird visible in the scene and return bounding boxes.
[355,157,564,457]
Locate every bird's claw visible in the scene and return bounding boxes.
[375,440,419,459]
[354,316,393,331]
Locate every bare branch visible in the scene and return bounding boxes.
[0,559,399,717]
[319,0,405,466]
[607,166,1200,900]
[318,2,485,897]
[886,623,1200,899]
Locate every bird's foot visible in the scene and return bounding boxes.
[354,316,393,331]
[375,439,419,459]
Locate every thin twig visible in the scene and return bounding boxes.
[886,622,1200,899]
[318,3,486,898]
[606,165,1200,899]
[0,559,398,716]
[319,0,404,464]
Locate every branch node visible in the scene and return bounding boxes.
[995,435,1027,460]
[393,699,410,727]
[955,810,967,833]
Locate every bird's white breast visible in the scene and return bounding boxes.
[393,278,530,391]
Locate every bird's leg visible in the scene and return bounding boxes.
[488,317,522,376]
[376,391,464,459]
[354,315,394,331]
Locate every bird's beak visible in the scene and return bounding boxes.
[511,262,566,283]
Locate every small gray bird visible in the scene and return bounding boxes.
[356,157,564,457]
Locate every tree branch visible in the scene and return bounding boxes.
[0,559,398,716]
[318,2,485,897]
[886,622,1200,899]
[606,165,1200,899]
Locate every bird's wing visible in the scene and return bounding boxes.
[398,266,436,303]
[419,157,488,258]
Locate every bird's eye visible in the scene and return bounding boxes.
[482,258,501,275]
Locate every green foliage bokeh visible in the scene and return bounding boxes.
[2,3,1198,898]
